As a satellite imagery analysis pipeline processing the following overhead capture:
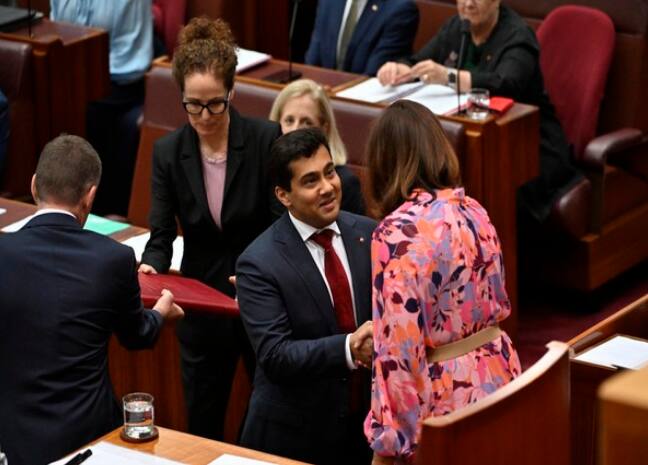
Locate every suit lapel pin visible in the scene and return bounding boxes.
[371,4,378,12]
[359,236,365,243]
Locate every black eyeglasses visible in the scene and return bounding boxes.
[182,95,230,115]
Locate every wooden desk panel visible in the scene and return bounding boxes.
[91,426,312,464]
[0,19,110,151]
[568,294,648,465]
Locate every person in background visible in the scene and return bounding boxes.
[306,0,419,76]
[364,100,521,465]
[377,0,580,222]
[138,17,282,440]
[270,79,366,215]
[0,135,183,465]
[237,128,376,465]
[50,0,153,216]
[0,89,8,180]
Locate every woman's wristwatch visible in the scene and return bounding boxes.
[447,68,458,89]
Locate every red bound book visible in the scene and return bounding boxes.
[138,273,239,317]
[489,96,514,113]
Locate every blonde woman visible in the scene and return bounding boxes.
[270,79,365,215]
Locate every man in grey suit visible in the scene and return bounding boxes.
[0,135,183,465]
[237,128,376,465]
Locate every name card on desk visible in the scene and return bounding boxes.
[236,48,271,73]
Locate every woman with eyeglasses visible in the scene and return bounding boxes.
[138,17,281,440]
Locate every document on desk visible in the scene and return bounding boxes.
[236,47,271,73]
[335,77,424,103]
[49,441,185,464]
[1,214,34,232]
[1,213,129,235]
[0,207,5,215]
[121,232,183,272]
[207,453,277,465]
[406,84,469,115]
[573,335,648,370]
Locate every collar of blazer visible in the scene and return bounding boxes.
[272,211,371,333]
[179,106,246,230]
[23,211,81,230]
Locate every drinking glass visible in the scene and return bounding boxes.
[123,392,155,440]
[466,88,490,120]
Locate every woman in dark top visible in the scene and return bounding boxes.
[269,79,366,215]
[377,0,580,221]
[139,17,281,440]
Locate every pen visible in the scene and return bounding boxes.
[63,449,92,465]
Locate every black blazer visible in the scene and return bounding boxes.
[406,5,580,220]
[0,213,162,465]
[337,164,366,216]
[142,107,282,296]
[236,211,377,464]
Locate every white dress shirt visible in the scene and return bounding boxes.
[33,208,77,219]
[289,212,358,370]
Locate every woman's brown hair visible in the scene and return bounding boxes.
[172,16,237,91]
[367,100,461,217]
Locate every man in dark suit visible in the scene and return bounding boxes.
[305,0,419,76]
[0,135,183,465]
[237,128,377,465]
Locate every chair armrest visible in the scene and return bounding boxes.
[582,128,643,171]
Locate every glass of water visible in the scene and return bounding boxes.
[466,88,490,120]
[123,392,156,441]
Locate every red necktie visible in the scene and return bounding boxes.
[310,229,356,333]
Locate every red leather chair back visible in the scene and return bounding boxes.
[153,0,187,56]
[536,6,615,159]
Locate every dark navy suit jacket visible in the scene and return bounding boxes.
[305,0,419,75]
[0,213,163,465]
[236,211,377,464]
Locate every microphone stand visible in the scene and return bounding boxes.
[27,0,33,38]
[456,19,471,115]
[265,0,303,84]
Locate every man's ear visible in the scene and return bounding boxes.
[30,174,39,203]
[82,185,97,212]
[275,185,291,209]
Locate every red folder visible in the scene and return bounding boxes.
[489,96,514,114]
[138,273,239,317]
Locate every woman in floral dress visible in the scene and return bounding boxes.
[364,100,521,465]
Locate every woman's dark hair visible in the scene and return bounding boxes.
[367,100,461,217]
[172,16,237,91]
[270,127,331,192]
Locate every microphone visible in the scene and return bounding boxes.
[265,0,303,84]
[455,18,471,115]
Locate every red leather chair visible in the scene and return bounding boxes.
[530,6,648,291]
[152,0,187,57]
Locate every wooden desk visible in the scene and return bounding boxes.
[598,365,648,465]
[0,18,110,151]
[568,293,648,465]
[77,426,310,464]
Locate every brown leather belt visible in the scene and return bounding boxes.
[426,325,502,363]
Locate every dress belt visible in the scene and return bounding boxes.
[426,325,502,363]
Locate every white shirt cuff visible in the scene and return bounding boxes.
[345,333,357,370]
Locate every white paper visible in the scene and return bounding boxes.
[335,77,424,103]
[1,214,34,232]
[121,232,183,272]
[236,48,271,73]
[0,207,6,215]
[573,335,648,370]
[207,453,277,465]
[406,84,469,115]
[49,441,186,465]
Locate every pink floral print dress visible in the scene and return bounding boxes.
[364,188,521,463]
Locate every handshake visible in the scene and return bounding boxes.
[350,321,374,369]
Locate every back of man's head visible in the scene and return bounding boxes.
[34,135,102,207]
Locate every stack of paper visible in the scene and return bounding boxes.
[207,453,277,465]
[121,232,183,272]
[335,77,467,115]
[236,48,271,73]
[50,442,185,464]
[573,335,648,370]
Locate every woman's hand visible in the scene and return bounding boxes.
[138,264,158,274]
[377,62,414,86]
[411,59,448,85]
